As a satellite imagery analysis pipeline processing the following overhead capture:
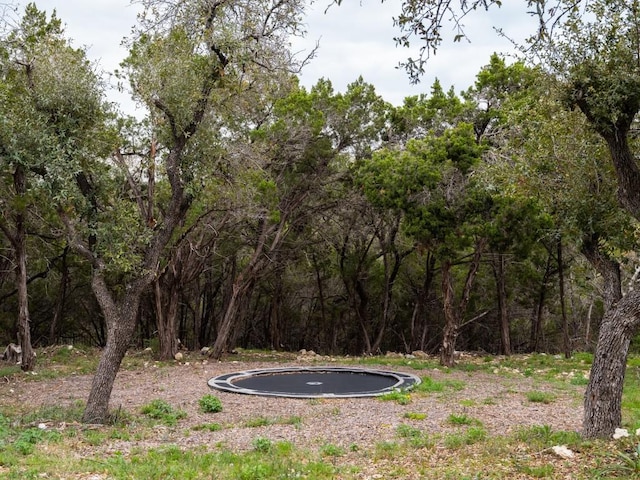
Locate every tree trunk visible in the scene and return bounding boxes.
[13,165,36,372]
[82,275,141,423]
[583,289,640,438]
[557,237,571,359]
[439,238,486,367]
[210,278,250,359]
[492,253,511,356]
[440,260,457,367]
[155,279,179,360]
[530,253,552,352]
[49,246,70,345]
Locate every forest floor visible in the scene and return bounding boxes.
[0,347,637,479]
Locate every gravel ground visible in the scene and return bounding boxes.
[0,351,585,456]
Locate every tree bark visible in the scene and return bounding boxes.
[583,289,640,438]
[440,238,486,367]
[440,259,457,367]
[492,253,511,356]
[81,274,141,423]
[557,237,571,359]
[155,278,179,360]
[13,165,36,371]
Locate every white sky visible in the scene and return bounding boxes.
[12,0,536,115]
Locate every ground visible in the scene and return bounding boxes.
[1,349,583,450]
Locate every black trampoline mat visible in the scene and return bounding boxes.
[232,371,396,395]
[208,366,421,398]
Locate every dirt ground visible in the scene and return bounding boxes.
[0,350,585,455]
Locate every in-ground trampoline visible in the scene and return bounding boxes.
[208,366,421,398]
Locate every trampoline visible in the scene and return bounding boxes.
[207,366,421,398]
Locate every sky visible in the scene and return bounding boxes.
[10,0,537,115]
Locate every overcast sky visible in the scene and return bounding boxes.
[12,0,536,115]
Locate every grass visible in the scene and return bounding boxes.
[140,399,187,426]
[242,415,302,428]
[2,348,640,479]
[526,390,557,404]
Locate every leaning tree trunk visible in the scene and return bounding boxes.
[583,289,640,438]
[82,274,142,423]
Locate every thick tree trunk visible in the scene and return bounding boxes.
[82,275,141,423]
[583,289,640,438]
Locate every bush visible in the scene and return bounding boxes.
[199,394,223,413]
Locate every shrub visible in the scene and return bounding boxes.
[199,394,223,413]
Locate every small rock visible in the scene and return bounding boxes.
[174,352,183,361]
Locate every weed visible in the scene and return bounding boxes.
[252,436,272,453]
[320,443,345,457]
[198,394,223,413]
[397,423,422,438]
[447,413,482,426]
[444,426,487,449]
[379,390,411,405]
[403,412,427,420]
[244,416,271,428]
[192,423,223,432]
[374,441,400,459]
[243,415,301,428]
[140,399,186,426]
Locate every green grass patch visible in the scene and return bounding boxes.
[379,390,411,405]
[403,412,427,420]
[140,399,187,426]
[191,423,223,432]
[526,390,556,404]
[413,376,466,394]
[243,415,302,428]
[447,413,483,426]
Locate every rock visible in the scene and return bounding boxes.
[174,352,184,361]
[1,343,22,364]
[200,347,210,355]
[411,350,429,359]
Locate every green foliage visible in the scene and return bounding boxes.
[140,399,187,426]
[198,394,223,414]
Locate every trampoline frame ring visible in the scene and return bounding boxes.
[207,366,421,399]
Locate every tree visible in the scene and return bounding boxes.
[356,120,490,366]
[54,0,307,423]
[0,4,110,370]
